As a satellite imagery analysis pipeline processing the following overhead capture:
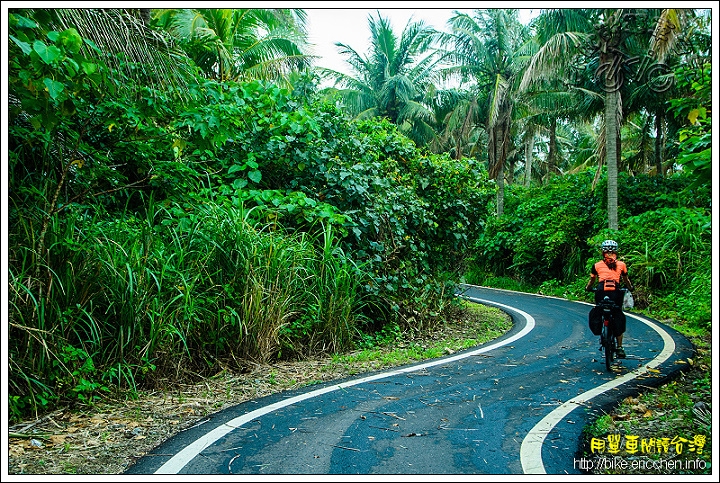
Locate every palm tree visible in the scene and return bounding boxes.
[520,8,699,229]
[439,9,531,216]
[427,87,487,160]
[317,11,441,147]
[519,9,600,184]
[623,9,705,177]
[152,8,311,86]
[594,8,698,229]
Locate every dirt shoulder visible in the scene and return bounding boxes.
[8,357,362,475]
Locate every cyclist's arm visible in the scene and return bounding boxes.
[621,272,634,292]
[586,273,598,291]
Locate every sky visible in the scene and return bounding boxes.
[305,6,540,81]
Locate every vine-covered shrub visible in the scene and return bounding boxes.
[173,79,496,330]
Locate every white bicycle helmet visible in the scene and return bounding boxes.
[601,239,619,253]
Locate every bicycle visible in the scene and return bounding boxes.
[589,288,628,371]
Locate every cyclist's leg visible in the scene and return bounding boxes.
[615,342,626,358]
[614,304,627,358]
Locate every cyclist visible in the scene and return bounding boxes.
[585,239,634,358]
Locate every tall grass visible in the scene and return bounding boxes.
[8,197,372,422]
[622,208,711,290]
[287,222,370,356]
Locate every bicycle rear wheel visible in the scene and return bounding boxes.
[602,324,614,371]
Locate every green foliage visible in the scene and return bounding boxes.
[606,207,712,329]
[8,196,374,421]
[355,323,404,350]
[151,8,310,85]
[470,168,711,299]
[172,78,495,330]
[471,171,600,285]
[277,222,371,358]
[9,12,109,214]
[9,32,498,419]
[667,63,712,189]
[585,414,615,435]
[613,207,710,290]
[53,346,110,404]
[615,172,709,217]
[319,11,441,147]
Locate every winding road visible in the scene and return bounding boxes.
[124,285,694,475]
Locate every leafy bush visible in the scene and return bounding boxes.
[470,171,600,285]
[172,78,496,330]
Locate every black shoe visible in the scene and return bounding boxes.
[616,347,626,359]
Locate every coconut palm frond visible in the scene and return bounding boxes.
[649,9,683,63]
[520,31,590,91]
[53,8,195,95]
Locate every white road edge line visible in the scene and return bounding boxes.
[154,297,535,474]
[520,311,677,474]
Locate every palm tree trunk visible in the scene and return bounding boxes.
[523,126,535,187]
[654,110,664,177]
[547,117,557,180]
[605,88,620,230]
[495,125,505,216]
[496,169,505,216]
[524,136,534,187]
[139,8,152,26]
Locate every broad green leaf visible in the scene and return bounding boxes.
[43,78,64,100]
[18,70,33,84]
[81,61,97,75]
[64,58,79,77]
[248,170,262,183]
[29,116,42,129]
[12,14,37,29]
[9,35,32,55]
[58,28,83,54]
[34,40,62,64]
[83,38,101,54]
[61,99,76,116]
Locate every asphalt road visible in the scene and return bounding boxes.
[124,285,694,476]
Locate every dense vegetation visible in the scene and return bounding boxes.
[7,5,712,453]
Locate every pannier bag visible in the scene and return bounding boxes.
[588,305,627,336]
[588,306,603,335]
